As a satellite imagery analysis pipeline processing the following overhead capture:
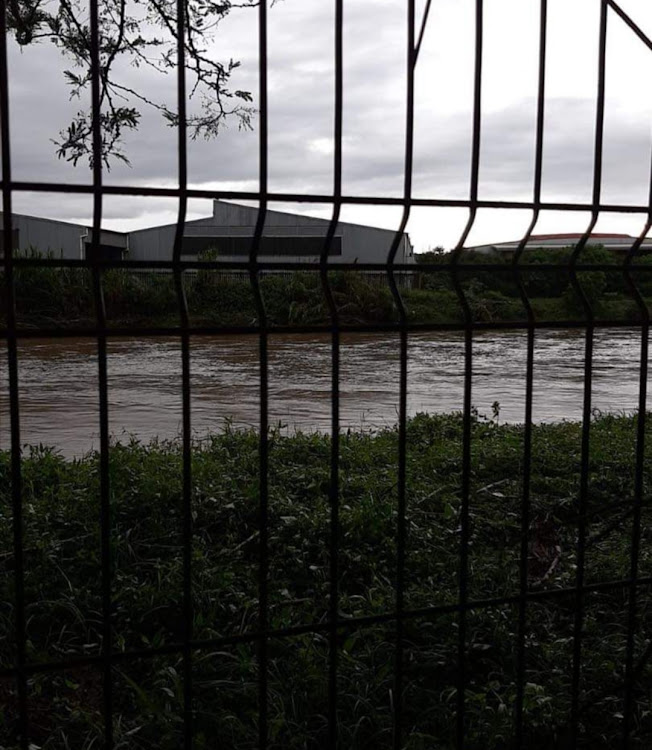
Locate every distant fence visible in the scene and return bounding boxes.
[145,267,415,288]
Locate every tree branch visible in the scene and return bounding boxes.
[9,0,265,167]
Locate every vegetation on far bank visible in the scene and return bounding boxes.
[1,412,652,748]
[2,244,652,330]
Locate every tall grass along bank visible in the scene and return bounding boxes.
[1,412,651,748]
[4,244,652,329]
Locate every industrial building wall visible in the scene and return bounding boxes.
[2,213,88,258]
[127,202,414,264]
[127,215,215,261]
[209,202,414,264]
[2,204,414,264]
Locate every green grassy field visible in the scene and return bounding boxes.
[1,412,651,748]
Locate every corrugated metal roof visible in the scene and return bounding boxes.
[528,233,633,240]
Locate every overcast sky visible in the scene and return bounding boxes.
[6,0,652,250]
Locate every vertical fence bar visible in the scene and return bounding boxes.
[386,1,415,746]
[568,246,596,745]
[605,15,652,749]
[569,1,608,744]
[170,0,192,745]
[248,2,269,746]
[621,174,652,748]
[512,1,547,745]
[621,240,650,749]
[320,0,343,744]
[449,2,483,746]
[87,0,114,745]
[0,7,28,748]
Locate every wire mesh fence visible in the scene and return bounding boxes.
[2,0,652,748]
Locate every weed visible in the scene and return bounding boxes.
[1,413,651,747]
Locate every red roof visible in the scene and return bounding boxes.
[528,233,633,240]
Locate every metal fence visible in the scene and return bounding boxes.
[3,0,652,748]
[166,268,414,289]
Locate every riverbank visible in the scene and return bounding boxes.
[2,260,646,329]
[1,413,651,748]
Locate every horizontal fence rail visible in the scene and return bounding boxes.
[2,0,652,749]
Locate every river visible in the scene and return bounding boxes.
[0,329,647,457]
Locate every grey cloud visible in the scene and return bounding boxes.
[6,3,652,231]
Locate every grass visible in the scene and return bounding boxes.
[2,251,650,330]
[1,412,652,748]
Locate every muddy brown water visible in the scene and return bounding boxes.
[0,329,647,457]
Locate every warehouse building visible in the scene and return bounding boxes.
[466,233,652,256]
[0,212,127,261]
[0,201,415,265]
